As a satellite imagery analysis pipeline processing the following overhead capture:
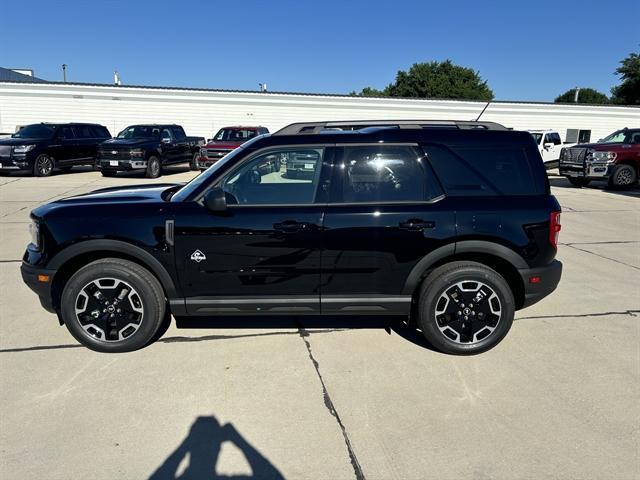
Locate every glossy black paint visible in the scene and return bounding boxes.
[0,123,111,174]
[97,124,204,172]
[22,126,562,319]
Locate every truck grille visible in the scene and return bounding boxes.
[206,148,232,160]
[561,147,587,165]
[99,148,131,161]
[0,146,13,164]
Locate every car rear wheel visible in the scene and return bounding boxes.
[567,177,590,187]
[190,152,200,171]
[609,164,637,189]
[33,154,54,177]
[146,156,161,178]
[60,258,166,353]
[417,261,515,355]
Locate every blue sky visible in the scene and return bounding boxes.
[2,0,638,101]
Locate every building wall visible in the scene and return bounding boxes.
[1,81,638,141]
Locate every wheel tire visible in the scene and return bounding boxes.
[567,177,590,187]
[146,156,161,178]
[33,154,54,177]
[101,170,117,177]
[60,258,166,353]
[609,164,637,189]
[417,261,515,355]
[189,152,200,171]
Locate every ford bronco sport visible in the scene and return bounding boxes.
[21,120,562,355]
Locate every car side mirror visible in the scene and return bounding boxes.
[543,143,554,149]
[203,187,227,213]
[161,137,172,144]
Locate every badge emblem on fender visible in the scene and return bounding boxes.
[190,249,206,263]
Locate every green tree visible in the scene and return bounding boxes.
[611,52,640,105]
[386,60,493,100]
[351,60,493,100]
[349,86,389,97]
[554,87,609,104]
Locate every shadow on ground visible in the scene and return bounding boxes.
[548,175,640,198]
[149,415,284,479]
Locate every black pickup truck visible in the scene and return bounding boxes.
[97,124,204,178]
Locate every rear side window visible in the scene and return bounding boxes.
[171,126,186,140]
[335,145,440,203]
[75,125,94,138]
[91,125,111,138]
[58,126,75,139]
[424,144,544,196]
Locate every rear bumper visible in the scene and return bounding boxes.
[20,262,57,313]
[518,260,562,309]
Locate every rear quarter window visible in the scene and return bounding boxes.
[423,143,546,196]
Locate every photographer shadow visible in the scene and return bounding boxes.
[149,416,284,480]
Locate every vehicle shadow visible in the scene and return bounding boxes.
[548,173,640,198]
[174,315,439,353]
[115,164,194,179]
[149,416,284,480]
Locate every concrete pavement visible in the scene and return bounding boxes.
[1,167,638,479]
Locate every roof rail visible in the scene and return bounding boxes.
[274,120,508,135]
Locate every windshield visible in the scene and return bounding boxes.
[12,124,56,139]
[598,129,640,144]
[529,133,543,144]
[171,137,265,202]
[213,128,258,142]
[117,126,161,139]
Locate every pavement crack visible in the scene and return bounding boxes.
[564,244,640,271]
[0,328,348,353]
[518,309,639,320]
[297,321,365,480]
[562,240,640,246]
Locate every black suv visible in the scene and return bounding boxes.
[0,123,111,176]
[21,120,562,354]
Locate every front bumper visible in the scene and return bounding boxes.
[98,159,147,171]
[0,155,31,171]
[518,260,562,309]
[559,161,614,180]
[20,261,57,313]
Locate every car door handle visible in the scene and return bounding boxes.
[399,219,435,231]
[274,221,308,233]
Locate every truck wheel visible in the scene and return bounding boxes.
[146,156,161,178]
[608,164,637,189]
[60,258,166,353]
[567,177,590,187]
[417,261,515,355]
[33,154,54,177]
[190,152,200,171]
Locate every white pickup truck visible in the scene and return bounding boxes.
[528,130,576,169]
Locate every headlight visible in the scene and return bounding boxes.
[130,148,145,158]
[29,220,40,249]
[592,151,617,161]
[13,144,36,154]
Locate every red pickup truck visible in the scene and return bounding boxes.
[559,127,640,188]
[196,126,269,169]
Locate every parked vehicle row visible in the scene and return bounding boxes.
[559,127,640,188]
[21,119,563,355]
[197,126,269,169]
[0,122,206,178]
[528,129,576,169]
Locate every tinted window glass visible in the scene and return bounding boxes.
[58,127,75,139]
[425,144,543,196]
[214,128,258,142]
[12,124,55,139]
[75,125,94,138]
[161,128,173,141]
[221,148,323,205]
[171,126,186,140]
[91,126,110,138]
[118,126,160,139]
[551,133,562,145]
[338,146,435,203]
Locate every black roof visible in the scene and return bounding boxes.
[0,68,47,83]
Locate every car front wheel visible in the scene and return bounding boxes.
[146,156,161,178]
[609,164,637,189]
[417,261,515,355]
[60,258,166,353]
[34,154,54,177]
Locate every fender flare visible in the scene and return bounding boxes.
[401,240,528,295]
[48,239,178,298]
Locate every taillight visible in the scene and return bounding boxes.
[549,211,561,248]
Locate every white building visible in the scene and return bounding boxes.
[1,80,638,141]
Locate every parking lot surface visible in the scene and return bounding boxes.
[1,167,639,479]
